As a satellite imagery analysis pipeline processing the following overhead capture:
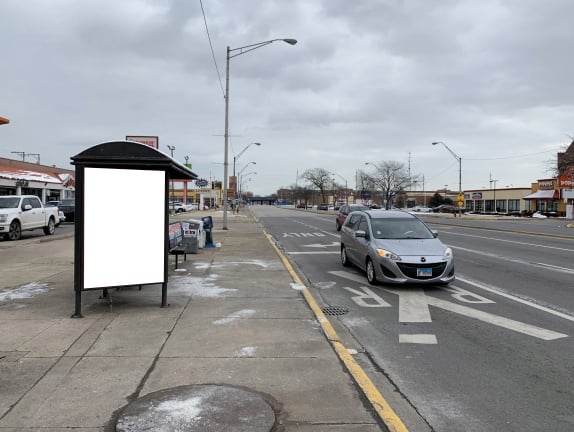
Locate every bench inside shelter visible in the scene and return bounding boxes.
[169,222,187,269]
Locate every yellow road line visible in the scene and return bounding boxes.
[264,230,410,432]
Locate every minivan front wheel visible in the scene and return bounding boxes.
[366,258,377,285]
[341,245,351,267]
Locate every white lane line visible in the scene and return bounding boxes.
[289,251,340,255]
[453,245,574,275]
[442,230,574,253]
[426,296,567,340]
[457,275,574,323]
[399,334,438,344]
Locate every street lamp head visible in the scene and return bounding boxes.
[283,39,298,45]
[431,142,440,146]
[253,142,261,146]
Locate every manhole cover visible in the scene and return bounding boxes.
[321,305,349,316]
[116,385,276,432]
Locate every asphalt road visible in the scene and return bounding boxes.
[253,206,574,432]
[0,222,74,248]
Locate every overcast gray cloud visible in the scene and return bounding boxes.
[1,0,573,195]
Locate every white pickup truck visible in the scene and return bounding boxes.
[0,195,59,241]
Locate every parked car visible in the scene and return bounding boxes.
[340,209,455,285]
[0,195,59,240]
[317,203,329,211]
[432,204,460,213]
[45,201,66,226]
[410,205,433,213]
[336,204,370,231]
[58,199,76,222]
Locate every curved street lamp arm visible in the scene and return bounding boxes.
[432,141,460,162]
[229,39,297,59]
[235,142,261,161]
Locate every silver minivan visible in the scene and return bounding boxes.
[340,210,455,285]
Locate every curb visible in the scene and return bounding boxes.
[263,229,410,432]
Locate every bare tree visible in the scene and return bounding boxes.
[365,161,410,209]
[300,168,333,204]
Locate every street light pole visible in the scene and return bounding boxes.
[432,141,462,217]
[330,171,348,205]
[233,142,261,208]
[167,145,176,211]
[223,38,297,230]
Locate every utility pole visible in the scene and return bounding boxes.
[489,173,499,213]
[167,146,176,210]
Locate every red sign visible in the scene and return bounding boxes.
[559,174,574,188]
[126,135,159,149]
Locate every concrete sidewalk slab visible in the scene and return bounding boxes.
[0,211,384,431]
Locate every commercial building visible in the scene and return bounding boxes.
[0,157,75,202]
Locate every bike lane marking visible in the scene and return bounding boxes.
[456,275,574,322]
[329,270,568,341]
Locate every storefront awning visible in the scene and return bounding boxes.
[523,190,559,200]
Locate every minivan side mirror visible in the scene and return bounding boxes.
[23,204,33,211]
[431,230,438,238]
[355,230,367,238]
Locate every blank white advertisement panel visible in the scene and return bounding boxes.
[84,168,165,289]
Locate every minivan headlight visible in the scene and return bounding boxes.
[376,249,401,261]
[443,247,453,260]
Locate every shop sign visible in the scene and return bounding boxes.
[195,178,209,187]
[538,180,555,189]
[126,135,159,149]
[471,192,482,199]
[558,175,574,189]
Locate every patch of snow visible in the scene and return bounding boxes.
[155,396,204,421]
[0,282,49,302]
[213,309,256,325]
[532,212,548,219]
[234,346,257,357]
[290,283,305,290]
[168,275,236,298]
[174,268,187,272]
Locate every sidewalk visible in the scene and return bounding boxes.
[0,210,384,431]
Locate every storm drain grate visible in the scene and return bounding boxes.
[321,305,349,316]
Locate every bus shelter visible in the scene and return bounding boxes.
[70,140,198,317]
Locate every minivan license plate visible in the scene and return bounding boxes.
[417,268,432,277]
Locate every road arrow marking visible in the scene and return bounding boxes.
[383,288,432,323]
[425,296,567,341]
[343,286,391,307]
[330,270,568,341]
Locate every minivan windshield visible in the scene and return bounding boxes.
[371,218,434,240]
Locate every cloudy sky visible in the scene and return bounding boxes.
[2,0,573,196]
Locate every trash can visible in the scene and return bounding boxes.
[187,219,205,248]
[181,221,199,254]
[201,216,215,248]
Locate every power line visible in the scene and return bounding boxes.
[199,0,225,98]
[466,149,557,161]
